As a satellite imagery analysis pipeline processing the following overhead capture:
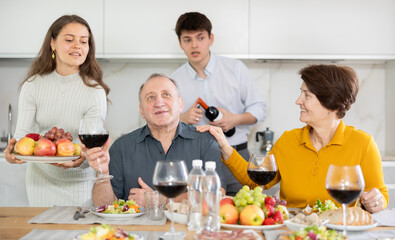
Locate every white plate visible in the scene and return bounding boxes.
[14,154,79,163]
[74,232,143,240]
[91,207,146,220]
[326,220,378,231]
[164,210,187,224]
[284,219,329,231]
[221,222,284,230]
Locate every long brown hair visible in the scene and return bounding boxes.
[21,15,110,98]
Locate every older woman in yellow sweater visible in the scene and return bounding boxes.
[197,64,388,213]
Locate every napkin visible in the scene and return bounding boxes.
[372,208,395,226]
[347,229,395,240]
[28,206,167,225]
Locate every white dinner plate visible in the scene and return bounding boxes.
[326,220,378,231]
[164,210,187,224]
[221,222,284,230]
[91,207,146,220]
[14,154,79,163]
[74,232,143,240]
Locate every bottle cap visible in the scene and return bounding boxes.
[205,161,216,170]
[192,159,203,167]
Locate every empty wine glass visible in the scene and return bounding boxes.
[247,153,277,186]
[79,118,113,183]
[153,160,188,239]
[325,164,364,236]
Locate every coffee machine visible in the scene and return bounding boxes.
[255,127,274,155]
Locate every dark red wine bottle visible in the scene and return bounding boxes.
[197,97,235,137]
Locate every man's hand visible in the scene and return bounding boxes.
[84,137,111,175]
[180,99,203,125]
[210,107,237,132]
[128,177,153,206]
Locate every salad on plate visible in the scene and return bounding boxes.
[285,225,346,240]
[78,224,139,240]
[303,200,338,214]
[94,199,142,214]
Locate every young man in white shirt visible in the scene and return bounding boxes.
[171,12,266,196]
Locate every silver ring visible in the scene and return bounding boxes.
[195,118,199,121]
[374,201,378,207]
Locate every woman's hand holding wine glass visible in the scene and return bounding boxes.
[325,165,365,236]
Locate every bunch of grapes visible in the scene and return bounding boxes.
[43,126,73,142]
[232,185,286,212]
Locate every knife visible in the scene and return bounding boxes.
[73,207,82,220]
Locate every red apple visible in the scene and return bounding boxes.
[25,133,40,141]
[219,204,239,224]
[15,137,36,156]
[239,205,265,225]
[56,138,75,156]
[220,197,235,207]
[34,138,56,156]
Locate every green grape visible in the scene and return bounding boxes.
[247,196,254,204]
[237,206,244,213]
[238,189,246,195]
[242,192,250,199]
[254,186,263,193]
[242,185,250,192]
[234,199,241,207]
[255,196,265,204]
[240,198,247,206]
[253,201,261,208]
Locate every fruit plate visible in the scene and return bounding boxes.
[221,222,284,230]
[74,232,143,240]
[14,154,80,163]
[326,220,378,231]
[91,207,146,220]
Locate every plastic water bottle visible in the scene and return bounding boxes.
[200,161,221,232]
[187,159,205,231]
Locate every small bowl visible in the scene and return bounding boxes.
[284,219,329,231]
[164,210,188,225]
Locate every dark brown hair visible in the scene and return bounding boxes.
[299,64,359,119]
[21,15,110,99]
[175,12,212,40]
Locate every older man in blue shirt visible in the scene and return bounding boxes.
[85,73,226,206]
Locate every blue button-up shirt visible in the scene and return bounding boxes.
[171,53,266,146]
[109,122,226,200]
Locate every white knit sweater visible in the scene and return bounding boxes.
[14,71,107,207]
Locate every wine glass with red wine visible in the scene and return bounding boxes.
[247,153,277,186]
[325,165,364,236]
[79,118,113,183]
[153,160,188,239]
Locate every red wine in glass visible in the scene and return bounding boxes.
[79,134,109,148]
[79,118,113,183]
[153,181,188,198]
[247,153,277,187]
[153,160,188,239]
[247,169,276,186]
[325,164,364,236]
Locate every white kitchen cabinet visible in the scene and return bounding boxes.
[0,0,104,58]
[249,0,395,59]
[103,0,249,58]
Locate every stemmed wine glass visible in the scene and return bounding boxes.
[153,160,188,239]
[247,153,277,186]
[79,118,113,183]
[325,164,364,236]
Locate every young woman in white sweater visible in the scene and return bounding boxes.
[4,15,109,207]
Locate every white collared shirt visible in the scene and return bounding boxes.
[171,53,266,146]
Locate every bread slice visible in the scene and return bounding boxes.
[319,207,372,225]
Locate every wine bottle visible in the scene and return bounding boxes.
[196,97,236,137]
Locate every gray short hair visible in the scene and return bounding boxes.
[138,73,180,102]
